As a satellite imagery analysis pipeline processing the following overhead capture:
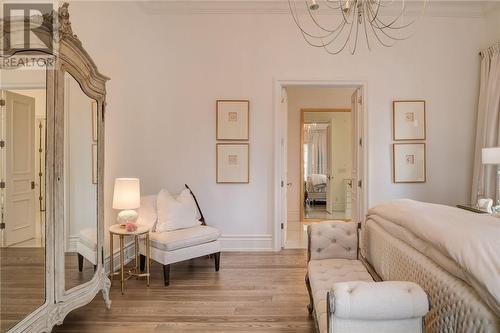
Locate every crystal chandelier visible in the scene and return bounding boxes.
[289,0,427,55]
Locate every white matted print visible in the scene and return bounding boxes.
[216,143,249,183]
[393,100,426,140]
[393,143,426,183]
[216,100,249,140]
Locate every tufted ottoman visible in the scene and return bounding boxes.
[306,221,429,333]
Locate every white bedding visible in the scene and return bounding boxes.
[368,199,500,316]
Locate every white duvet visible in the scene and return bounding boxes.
[368,199,500,315]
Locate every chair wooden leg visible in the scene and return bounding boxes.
[163,264,170,286]
[214,252,221,272]
[140,254,146,272]
[77,253,84,272]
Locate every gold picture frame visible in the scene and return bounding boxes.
[216,143,249,183]
[393,100,426,141]
[393,143,426,183]
[216,100,249,141]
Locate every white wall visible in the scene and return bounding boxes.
[67,2,485,251]
[287,87,354,222]
[485,7,500,46]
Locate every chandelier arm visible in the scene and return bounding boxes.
[368,18,395,47]
[306,2,345,33]
[339,0,354,24]
[366,0,406,29]
[324,0,342,10]
[362,7,372,51]
[349,4,360,55]
[371,18,409,41]
[323,20,354,55]
[299,20,348,48]
[289,0,344,39]
[369,0,427,30]
[368,0,381,24]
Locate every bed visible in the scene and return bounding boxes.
[362,199,499,333]
[305,174,327,204]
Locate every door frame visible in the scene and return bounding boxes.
[273,79,369,251]
[300,108,351,222]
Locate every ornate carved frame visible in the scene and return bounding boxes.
[1,4,111,332]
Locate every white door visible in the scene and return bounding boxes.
[3,90,36,246]
[280,87,288,248]
[326,122,333,214]
[350,88,363,224]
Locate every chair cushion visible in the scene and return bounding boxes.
[308,259,373,333]
[78,228,97,251]
[150,225,221,251]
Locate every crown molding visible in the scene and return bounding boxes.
[135,0,498,18]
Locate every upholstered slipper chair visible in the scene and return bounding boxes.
[138,185,221,286]
[76,228,97,272]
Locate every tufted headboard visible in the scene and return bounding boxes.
[307,221,358,262]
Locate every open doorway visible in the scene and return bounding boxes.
[276,84,366,250]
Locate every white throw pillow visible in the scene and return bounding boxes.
[156,189,201,232]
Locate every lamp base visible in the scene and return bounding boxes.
[117,210,138,227]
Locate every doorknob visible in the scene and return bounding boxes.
[287,182,292,187]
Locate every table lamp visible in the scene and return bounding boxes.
[112,178,140,227]
[482,147,500,211]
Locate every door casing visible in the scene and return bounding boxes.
[273,79,368,251]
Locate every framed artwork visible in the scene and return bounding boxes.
[216,100,249,140]
[216,143,249,183]
[92,143,98,184]
[91,101,98,142]
[393,100,426,141]
[393,143,426,183]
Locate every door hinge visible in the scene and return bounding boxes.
[0,223,5,230]
[0,99,5,107]
[357,96,362,104]
[0,140,4,148]
[281,223,284,230]
[359,138,362,147]
[281,180,284,188]
[31,181,35,189]
[0,181,5,189]
[358,180,362,188]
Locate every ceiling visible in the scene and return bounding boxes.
[135,0,500,17]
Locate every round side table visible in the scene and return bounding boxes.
[109,224,150,294]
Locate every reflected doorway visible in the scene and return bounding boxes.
[301,109,352,221]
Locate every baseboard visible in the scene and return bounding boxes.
[104,240,135,274]
[219,234,273,251]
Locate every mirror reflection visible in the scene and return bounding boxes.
[63,72,98,291]
[0,65,48,332]
[302,110,352,221]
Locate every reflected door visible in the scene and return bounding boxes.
[4,91,36,246]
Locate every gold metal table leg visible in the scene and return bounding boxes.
[120,235,124,294]
[134,235,139,278]
[109,232,113,286]
[146,234,150,287]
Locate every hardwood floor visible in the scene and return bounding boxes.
[54,250,315,333]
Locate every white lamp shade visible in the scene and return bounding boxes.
[482,147,500,165]
[112,178,140,210]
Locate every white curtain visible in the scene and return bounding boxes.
[472,43,500,203]
[305,127,327,178]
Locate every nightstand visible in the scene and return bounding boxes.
[109,224,151,294]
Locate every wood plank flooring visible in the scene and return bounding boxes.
[54,250,315,333]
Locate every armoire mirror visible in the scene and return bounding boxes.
[0,63,50,333]
[0,3,111,332]
[63,72,99,291]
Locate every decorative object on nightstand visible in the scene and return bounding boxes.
[109,224,151,294]
[482,147,500,212]
[112,178,141,227]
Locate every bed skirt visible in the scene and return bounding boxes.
[362,219,499,333]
